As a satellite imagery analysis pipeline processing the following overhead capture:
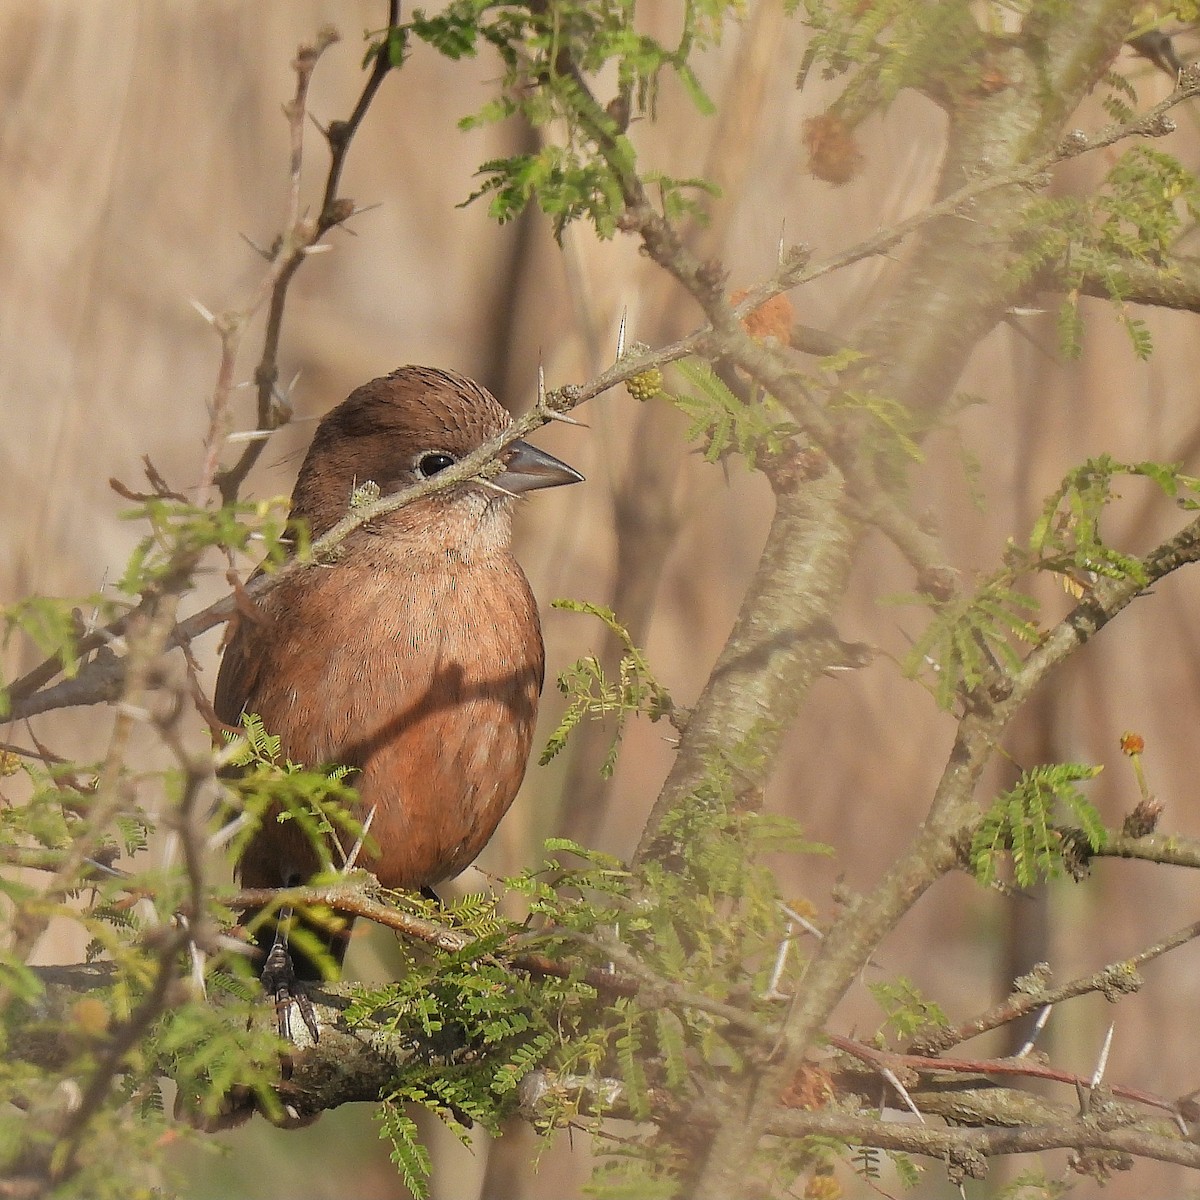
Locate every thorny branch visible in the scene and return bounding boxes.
[827,1034,1180,1120]
[215,2,403,505]
[4,331,699,722]
[13,894,1200,1161]
[225,883,771,1033]
[4,15,392,709]
[194,24,340,510]
[916,916,1200,1055]
[10,5,1200,1193]
[0,604,222,1195]
[760,1105,1200,1175]
[11,71,1200,723]
[567,16,1200,1199]
[0,598,187,1018]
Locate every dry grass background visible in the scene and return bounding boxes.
[4,3,1200,1197]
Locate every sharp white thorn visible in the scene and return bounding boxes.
[1089,1022,1115,1089]
[615,309,628,361]
[208,812,250,851]
[763,921,794,1000]
[1015,1004,1052,1057]
[343,805,377,873]
[114,702,152,722]
[218,933,256,956]
[85,571,109,636]
[779,902,824,939]
[82,856,127,879]
[880,1067,924,1123]
[239,231,272,259]
[189,938,208,1000]
[190,299,217,326]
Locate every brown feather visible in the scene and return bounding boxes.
[217,366,564,899]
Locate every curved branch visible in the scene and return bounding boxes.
[763,1105,1200,1173]
[216,2,403,503]
[917,917,1200,1054]
[1055,253,1200,312]
[1092,831,1200,869]
[5,332,701,722]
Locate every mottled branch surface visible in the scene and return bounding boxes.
[10,5,1200,1197]
[645,6,1174,1199]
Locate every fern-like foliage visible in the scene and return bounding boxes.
[1027,455,1200,581]
[851,1142,883,1180]
[1098,68,1138,125]
[0,493,296,717]
[344,887,568,1156]
[797,0,995,121]
[901,455,1200,708]
[379,1100,434,1200]
[220,713,363,875]
[971,763,1107,888]
[452,732,832,1192]
[898,580,1040,709]
[867,977,949,1044]
[891,1153,922,1189]
[996,1168,1071,1199]
[830,387,927,469]
[584,1154,683,1200]
[670,357,798,466]
[215,712,365,979]
[1013,146,1200,361]
[2,597,95,699]
[157,995,293,1127]
[371,0,734,237]
[116,494,296,595]
[540,600,673,777]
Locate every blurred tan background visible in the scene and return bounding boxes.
[4,2,1200,1197]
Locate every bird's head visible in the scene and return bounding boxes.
[289,365,582,548]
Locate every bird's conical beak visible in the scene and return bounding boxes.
[496,440,584,494]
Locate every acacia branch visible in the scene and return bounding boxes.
[227,884,775,1028]
[12,917,1189,1148]
[17,59,1198,721]
[215,3,403,504]
[193,25,341,509]
[675,515,1200,1197]
[1051,252,1200,312]
[665,10,1195,1196]
[5,331,702,723]
[828,1033,1178,1117]
[629,58,1200,878]
[917,917,1200,1055]
[1091,831,1200,869]
[761,1105,1200,1174]
[6,12,402,712]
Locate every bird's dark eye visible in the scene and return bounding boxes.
[416,452,456,477]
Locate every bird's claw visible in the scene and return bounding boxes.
[261,938,321,1044]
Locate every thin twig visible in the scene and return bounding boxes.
[6,330,702,721]
[829,1032,1178,1117]
[194,26,342,509]
[916,918,1200,1054]
[217,3,402,503]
